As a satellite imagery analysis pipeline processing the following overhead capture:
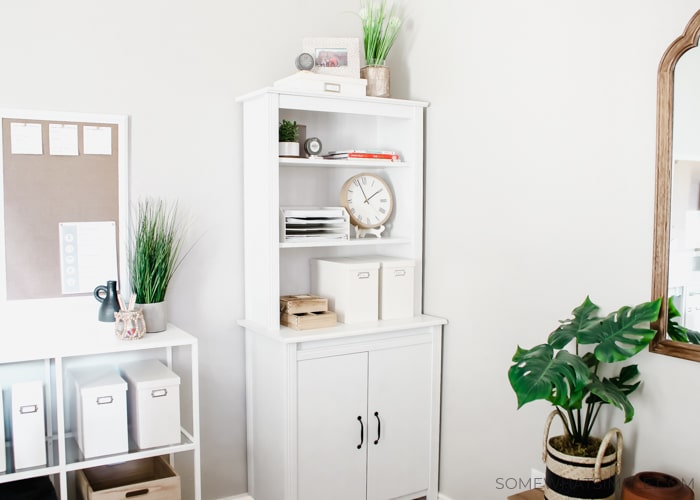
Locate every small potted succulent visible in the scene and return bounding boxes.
[279,119,299,157]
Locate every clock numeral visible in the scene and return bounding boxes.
[380,198,388,203]
[350,207,356,214]
[379,207,386,214]
[357,214,364,222]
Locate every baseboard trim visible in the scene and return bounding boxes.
[225,493,449,500]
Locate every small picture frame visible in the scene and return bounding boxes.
[302,37,361,78]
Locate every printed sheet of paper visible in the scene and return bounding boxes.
[49,123,79,156]
[59,221,118,294]
[83,125,112,155]
[10,122,43,154]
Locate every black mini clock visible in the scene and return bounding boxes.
[304,137,322,157]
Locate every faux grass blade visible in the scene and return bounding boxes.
[129,198,186,304]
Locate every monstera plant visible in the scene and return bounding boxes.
[667,297,700,344]
[508,296,661,456]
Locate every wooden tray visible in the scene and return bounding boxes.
[280,294,328,314]
[281,310,337,330]
[77,455,180,500]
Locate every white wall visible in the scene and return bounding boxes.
[2,1,700,499]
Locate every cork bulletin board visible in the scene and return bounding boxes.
[0,110,129,301]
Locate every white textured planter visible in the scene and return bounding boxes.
[279,142,299,157]
[139,301,168,333]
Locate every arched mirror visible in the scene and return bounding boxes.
[651,10,700,361]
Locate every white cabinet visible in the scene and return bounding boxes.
[0,298,201,500]
[237,88,445,500]
[298,342,432,500]
[244,325,442,500]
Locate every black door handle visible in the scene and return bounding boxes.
[357,416,364,449]
[374,411,381,445]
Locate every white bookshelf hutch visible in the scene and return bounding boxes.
[237,87,445,500]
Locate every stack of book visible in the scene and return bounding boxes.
[279,207,350,242]
[322,149,401,161]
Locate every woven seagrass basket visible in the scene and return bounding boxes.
[542,410,623,500]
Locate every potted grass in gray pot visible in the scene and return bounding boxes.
[128,198,189,332]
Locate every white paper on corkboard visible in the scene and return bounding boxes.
[59,221,118,294]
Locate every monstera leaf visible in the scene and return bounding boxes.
[578,298,662,362]
[667,297,700,344]
[509,344,590,409]
[548,296,600,349]
[586,375,636,423]
[585,364,640,422]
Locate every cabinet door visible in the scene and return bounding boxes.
[367,343,432,500]
[298,353,368,500]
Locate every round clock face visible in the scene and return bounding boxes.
[340,173,394,229]
[295,52,315,71]
[304,137,322,156]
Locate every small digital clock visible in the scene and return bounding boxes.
[304,137,322,157]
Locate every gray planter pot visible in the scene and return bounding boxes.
[139,301,168,333]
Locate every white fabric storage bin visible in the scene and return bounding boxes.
[378,257,416,320]
[70,367,128,458]
[11,381,46,469]
[0,384,5,473]
[311,257,379,324]
[120,360,181,449]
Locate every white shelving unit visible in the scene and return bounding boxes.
[237,88,445,500]
[0,297,200,500]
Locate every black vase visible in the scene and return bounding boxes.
[94,280,121,322]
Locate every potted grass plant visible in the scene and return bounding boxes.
[358,0,402,97]
[508,296,661,499]
[128,198,189,332]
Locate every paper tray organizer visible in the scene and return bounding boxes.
[280,207,350,243]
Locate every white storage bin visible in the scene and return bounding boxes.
[120,360,181,449]
[311,257,379,324]
[378,257,416,320]
[0,385,5,473]
[69,367,128,458]
[11,381,46,469]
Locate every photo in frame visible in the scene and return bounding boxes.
[302,37,361,78]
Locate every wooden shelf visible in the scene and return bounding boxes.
[279,157,409,169]
[279,236,411,249]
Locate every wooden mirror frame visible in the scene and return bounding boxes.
[651,10,700,361]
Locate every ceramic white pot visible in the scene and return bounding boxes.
[279,142,299,157]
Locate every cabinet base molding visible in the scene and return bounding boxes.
[242,493,452,500]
